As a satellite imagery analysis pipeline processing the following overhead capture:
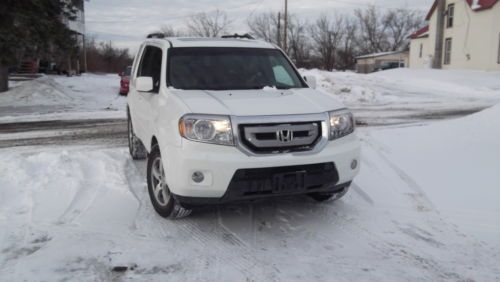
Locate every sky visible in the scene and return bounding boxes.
[85,0,434,54]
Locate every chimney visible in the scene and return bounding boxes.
[432,0,446,69]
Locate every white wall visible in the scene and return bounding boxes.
[409,37,432,68]
[410,1,500,71]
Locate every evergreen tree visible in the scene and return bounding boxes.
[0,0,78,92]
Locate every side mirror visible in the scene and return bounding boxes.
[136,76,153,92]
[304,75,317,89]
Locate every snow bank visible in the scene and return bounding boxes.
[0,73,125,119]
[359,102,500,244]
[300,68,500,105]
[301,69,379,104]
[0,76,73,106]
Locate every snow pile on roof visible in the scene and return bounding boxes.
[355,51,406,59]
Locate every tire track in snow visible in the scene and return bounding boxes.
[361,133,436,212]
[123,157,278,281]
[310,200,469,281]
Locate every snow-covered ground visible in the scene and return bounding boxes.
[1,105,499,281]
[0,74,126,122]
[302,68,500,125]
[1,69,499,281]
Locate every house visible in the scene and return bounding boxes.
[63,0,87,74]
[409,0,500,70]
[355,51,409,73]
[17,0,87,75]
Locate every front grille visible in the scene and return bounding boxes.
[239,121,321,154]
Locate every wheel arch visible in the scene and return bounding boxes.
[151,136,159,151]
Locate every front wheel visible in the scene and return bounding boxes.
[147,145,191,219]
[309,186,350,202]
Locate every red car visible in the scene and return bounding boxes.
[119,66,132,95]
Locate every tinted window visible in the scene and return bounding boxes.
[138,46,162,92]
[168,48,306,90]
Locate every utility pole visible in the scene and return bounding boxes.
[432,0,446,69]
[277,12,281,48]
[283,0,288,52]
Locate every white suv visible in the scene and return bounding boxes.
[127,35,361,218]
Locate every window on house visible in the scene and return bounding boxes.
[419,43,423,58]
[444,38,452,65]
[447,4,454,28]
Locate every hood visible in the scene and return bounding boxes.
[169,88,345,116]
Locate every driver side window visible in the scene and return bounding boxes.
[138,46,162,93]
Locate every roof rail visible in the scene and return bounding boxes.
[147,33,165,39]
[221,33,255,40]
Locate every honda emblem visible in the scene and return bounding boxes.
[277,129,293,143]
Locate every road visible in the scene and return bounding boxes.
[0,118,127,148]
[0,105,489,148]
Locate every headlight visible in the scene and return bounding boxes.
[179,114,234,146]
[328,110,355,140]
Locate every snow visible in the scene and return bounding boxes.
[0,138,499,280]
[0,74,126,121]
[355,51,406,59]
[360,103,500,244]
[262,86,278,91]
[1,69,500,280]
[300,68,500,125]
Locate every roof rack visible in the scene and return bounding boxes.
[221,33,255,40]
[147,33,165,39]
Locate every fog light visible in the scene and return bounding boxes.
[351,159,358,170]
[192,171,204,183]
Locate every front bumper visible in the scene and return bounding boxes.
[162,132,361,200]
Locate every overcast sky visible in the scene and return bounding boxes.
[85,0,434,54]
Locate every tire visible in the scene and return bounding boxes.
[147,145,191,219]
[309,186,350,202]
[127,110,147,160]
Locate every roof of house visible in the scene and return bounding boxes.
[426,0,499,20]
[355,51,408,60]
[409,25,430,39]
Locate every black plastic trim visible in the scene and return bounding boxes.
[173,163,348,208]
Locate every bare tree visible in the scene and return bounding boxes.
[384,9,425,51]
[247,12,281,45]
[354,6,390,53]
[158,24,183,37]
[287,17,310,67]
[355,6,424,54]
[310,15,345,71]
[337,17,358,70]
[186,9,232,37]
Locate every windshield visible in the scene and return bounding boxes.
[168,47,306,90]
